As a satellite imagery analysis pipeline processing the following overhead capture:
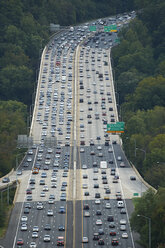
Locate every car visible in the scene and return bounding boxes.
[98,228,104,235]
[2,177,10,183]
[117,156,122,161]
[130,176,136,180]
[24,203,31,209]
[17,239,24,245]
[17,170,22,175]
[95,193,100,198]
[107,215,114,222]
[120,219,127,225]
[120,224,126,231]
[84,211,90,217]
[105,189,111,194]
[21,216,27,222]
[96,210,102,215]
[110,231,116,236]
[32,232,38,238]
[40,192,45,197]
[26,188,32,194]
[47,210,53,216]
[111,238,119,246]
[96,219,102,225]
[93,233,100,240]
[122,232,128,238]
[83,204,89,210]
[57,236,64,246]
[109,222,115,228]
[58,225,65,231]
[21,223,27,231]
[120,208,126,214]
[59,206,65,213]
[105,203,111,209]
[98,239,105,245]
[44,224,51,230]
[37,202,43,210]
[95,199,101,204]
[82,237,88,243]
[24,208,30,214]
[44,234,50,242]
[29,241,37,248]
[39,179,45,185]
[33,226,39,232]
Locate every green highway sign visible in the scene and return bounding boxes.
[104,25,117,32]
[89,26,96,32]
[107,122,125,133]
[115,38,120,43]
[133,193,139,196]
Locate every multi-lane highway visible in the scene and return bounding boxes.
[0,12,147,248]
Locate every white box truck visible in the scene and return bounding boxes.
[100,161,107,169]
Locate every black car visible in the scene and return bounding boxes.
[130,176,136,180]
[44,224,51,230]
[58,225,65,231]
[98,239,105,245]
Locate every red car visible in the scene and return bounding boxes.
[110,231,116,236]
[17,239,24,245]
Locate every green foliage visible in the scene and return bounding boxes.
[0,100,27,176]
[131,188,165,248]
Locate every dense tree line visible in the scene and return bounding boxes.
[0,101,27,177]
[130,188,165,248]
[112,0,165,189]
[112,1,165,247]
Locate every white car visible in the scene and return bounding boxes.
[33,226,39,232]
[21,223,27,231]
[105,203,111,209]
[47,210,53,216]
[96,219,102,225]
[40,192,45,197]
[21,216,28,222]
[95,199,101,204]
[122,232,128,238]
[82,237,88,243]
[43,185,49,191]
[44,234,50,242]
[51,177,57,182]
[32,232,38,238]
[84,211,90,217]
[120,219,127,225]
[29,242,37,248]
[37,202,43,209]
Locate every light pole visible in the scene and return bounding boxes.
[136,148,146,160]
[137,214,151,248]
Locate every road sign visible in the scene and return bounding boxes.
[104,25,117,32]
[107,122,125,133]
[115,38,120,43]
[89,26,96,32]
[133,193,139,196]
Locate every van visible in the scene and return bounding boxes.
[117,201,124,208]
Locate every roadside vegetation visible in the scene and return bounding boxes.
[111,0,165,247]
[0,186,16,237]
